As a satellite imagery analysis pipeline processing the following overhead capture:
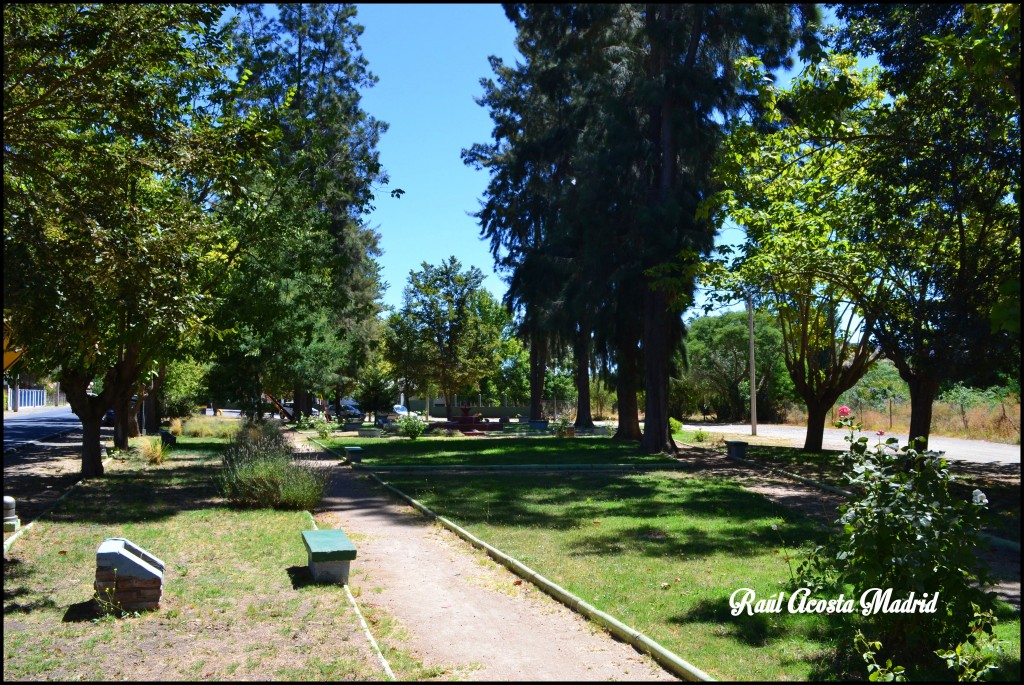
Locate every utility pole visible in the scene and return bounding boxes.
[747,294,757,436]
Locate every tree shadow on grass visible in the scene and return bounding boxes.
[43,462,223,526]
[383,471,828,560]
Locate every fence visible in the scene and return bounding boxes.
[5,388,62,410]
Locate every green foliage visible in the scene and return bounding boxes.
[396,416,426,440]
[589,378,615,420]
[855,632,907,682]
[798,411,997,669]
[551,411,574,437]
[682,311,794,422]
[160,358,210,419]
[220,422,329,510]
[4,3,276,475]
[397,257,503,413]
[311,413,333,440]
[206,3,388,415]
[935,605,1007,682]
[668,417,683,434]
[466,5,821,453]
[354,359,397,420]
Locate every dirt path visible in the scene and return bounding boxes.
[294,437,675,681]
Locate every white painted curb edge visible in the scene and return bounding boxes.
[304,511,396,681]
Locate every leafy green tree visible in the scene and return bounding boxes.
[354,357,396,422]
[683,311,793,423]
[400,258,503,419]
[828,4,1020,447]
[4,4,273,475]
[207,3,389,417]
[159,357,210,420]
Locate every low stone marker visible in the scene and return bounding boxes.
[93,537,165,613]
[344,446,363,463]
[4,496,20,532]
[302,529,357,584]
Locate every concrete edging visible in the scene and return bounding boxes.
[303,511,396,681]
[713,447,1022,553]
[309,437,714,680]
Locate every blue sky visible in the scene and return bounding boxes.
[354,4,520,311]
[352,4,838,314]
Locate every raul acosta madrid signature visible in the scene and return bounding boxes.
[729,588,940,616]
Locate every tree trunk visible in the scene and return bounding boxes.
[641,287,676,454]
[62,372,109,478]
[81,416,105,478]
[573,325,594,429]
[614,338,642,442]
[528,331,548,421]
[803,401,830,452]
[144,373,161,434]
[907,375,939,450]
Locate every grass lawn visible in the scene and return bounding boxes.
[2,436,434,681]
[731,444,1022,543]
[377,466,1021,681]
[318,435,678,468]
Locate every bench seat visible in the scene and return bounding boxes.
[302,529,357,584]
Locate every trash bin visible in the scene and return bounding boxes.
[724,440,748,460]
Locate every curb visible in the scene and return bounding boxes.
[711,447,1022,554]
[366,472,714,682]
[307,438,714,681]
[303,511,396,681]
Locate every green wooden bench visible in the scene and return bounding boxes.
[302,529,357,584]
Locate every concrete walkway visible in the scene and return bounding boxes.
[299,440,674,681]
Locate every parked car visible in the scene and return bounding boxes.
[337,404,363,420]
[392,404,420,418]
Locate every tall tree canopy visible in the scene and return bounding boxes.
[206,3,390,417]
[466,3,821,452]
[4,4,274,475]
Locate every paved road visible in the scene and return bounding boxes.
[682,422,1021,465]
[2,406,81,453]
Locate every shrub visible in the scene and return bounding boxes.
[220,422,330,509]
[396,415,426,439]
[797,412,997,675]
[168,418,183,436]
[311,413,333,440]
[139,436,168,465]
[668,417,683,434]
[693,429,708,443]
[182,415,238,439]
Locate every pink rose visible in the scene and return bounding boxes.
[838,406,851,418]
[876,430,885,436]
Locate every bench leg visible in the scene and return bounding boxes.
[309,558,351,584]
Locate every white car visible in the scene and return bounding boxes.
[392,404,420,418]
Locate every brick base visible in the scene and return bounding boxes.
[94,574,162,612]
